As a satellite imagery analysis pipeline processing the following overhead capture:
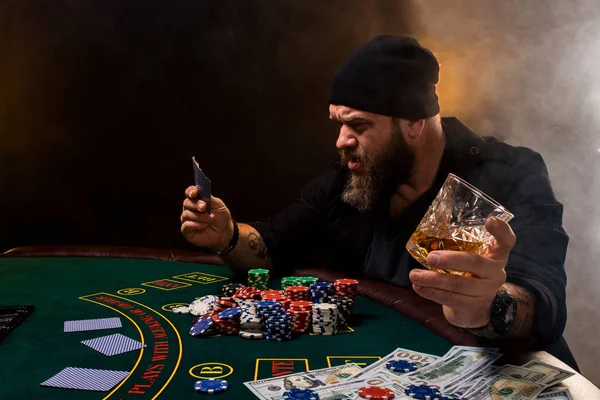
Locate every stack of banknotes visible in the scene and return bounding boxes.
[244,346,575,399]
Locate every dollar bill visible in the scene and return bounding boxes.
[495,364,551,384]
[469,375,546,400]
[244,363,362,400]
[314,373,411,400]
[443,345,500,358]
[537,388,574,399]
[521,361,575,386]
[451,366,498,397]
[351,347,440,380]
[399,348,502,390]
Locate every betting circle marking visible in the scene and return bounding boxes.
[117,288,146,296]
[189,362,234,380]
[162,302,190,312]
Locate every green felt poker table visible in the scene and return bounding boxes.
[0,246,597,399]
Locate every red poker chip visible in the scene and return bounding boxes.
[357,386,395,400]
[290,301,313,310]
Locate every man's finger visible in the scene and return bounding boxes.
[485,217,516,260]
[409,269,490,297]
[427,251,502,279]
[181,221,209,236]
[412,284,478,309]
[186,186,198,199]
[181,210,214,224]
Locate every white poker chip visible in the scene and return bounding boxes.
[189,295,217,316]
[172,306,190,314]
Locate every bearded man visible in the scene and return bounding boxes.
[180,35,576,369]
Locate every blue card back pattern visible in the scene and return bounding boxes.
[192,157,212,214]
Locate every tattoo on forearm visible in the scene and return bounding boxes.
[247,232,269,260]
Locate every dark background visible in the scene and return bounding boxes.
[0,0,416,252]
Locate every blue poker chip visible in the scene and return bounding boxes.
[194,378,229,394]
[404,384,441,399]
[257,301,280,308]
[386,359,418,373]
[217,306,242,320]
[282,388,319,400]
[189,317,214,336]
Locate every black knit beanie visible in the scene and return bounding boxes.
[329,35,440,120]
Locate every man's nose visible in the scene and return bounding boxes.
[336,126,358,150]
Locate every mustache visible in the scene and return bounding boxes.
[338,148,365,163]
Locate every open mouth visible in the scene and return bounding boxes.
[348,156,361,170]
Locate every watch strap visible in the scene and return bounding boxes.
[210,220,239,256]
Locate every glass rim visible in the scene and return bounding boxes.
[447,173,514,219]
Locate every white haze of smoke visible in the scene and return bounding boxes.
[412,0,600,384]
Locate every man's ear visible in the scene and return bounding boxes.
[401,119,425,139]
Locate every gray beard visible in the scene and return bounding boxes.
[341,172,377,211]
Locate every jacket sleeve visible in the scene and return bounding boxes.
[247,163,346,276]
[503,148,569,347]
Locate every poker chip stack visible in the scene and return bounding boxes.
[285,286,310,301]
[257,301,292,341]
[329,294,354,327]
[309,282,334,303]
[238,297,264,340]
[333,279,359,301]
[233,286,262,300]
[311,303,338,335]
[213,297,237,313]
[281,276,319,291]
[221,282,244,297]
[248,269,270,290]
[289,301,312,333]
[212,306,242,335]
[261,290,291,310]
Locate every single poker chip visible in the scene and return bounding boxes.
[194,378,229,394]
[357,386,395,399]
[385,359,418,373]
[282,388,319,400]
[217,307,242,320]
[172,306,190,314]
[189,317,214,337]
[404,384,440,400]
[239,330,265,340]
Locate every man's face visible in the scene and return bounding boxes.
[330,105,415,211]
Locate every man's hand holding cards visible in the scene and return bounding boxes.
[181,158,234,251]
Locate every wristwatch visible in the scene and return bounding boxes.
[209,220,239,256]
[466,286,517,339]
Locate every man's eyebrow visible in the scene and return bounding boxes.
[329,115,372,125]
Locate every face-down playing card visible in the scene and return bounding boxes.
[192,156,212,214]
[81,333,146,356]
[64,317,122,333]
[40,367,129,392]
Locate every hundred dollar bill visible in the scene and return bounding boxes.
[495,364,550,383]
[399,348,502,390]
[444,345,500,358]
[351,347,440,380]
[521,361,575,386]
[314,373,411,400]
[469,375,546,400]
[450,365,498,396]
[537,388,574,399]
[244,363,362,400]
